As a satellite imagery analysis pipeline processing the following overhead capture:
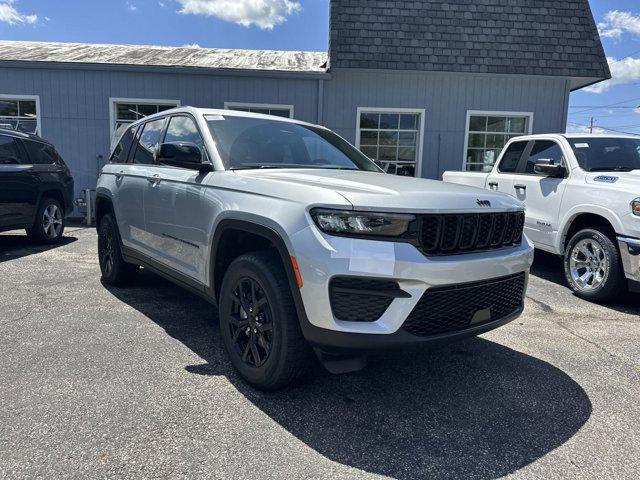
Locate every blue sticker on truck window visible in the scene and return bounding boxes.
[594,176,618,183]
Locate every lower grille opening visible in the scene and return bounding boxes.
[402,272,526,337]
[329,277,402,322]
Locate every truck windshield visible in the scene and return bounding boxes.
[567,137,640,172]
[205,115,382,172]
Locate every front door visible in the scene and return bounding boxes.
[512,139,569,248]
[143,115,211,284]
[0,134,38,229]
[486,139,529,198]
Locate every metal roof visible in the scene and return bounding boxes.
[0,40,328,74]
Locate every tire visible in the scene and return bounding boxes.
[27,197,65,244]
[98,214,139,286]
[563,227,625,302]
[218,251,314,390]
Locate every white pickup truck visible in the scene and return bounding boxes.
[444,134,640,301]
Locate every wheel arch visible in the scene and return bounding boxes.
[560,210,621,253]
[210,219,300,304]
[94,193,116,232]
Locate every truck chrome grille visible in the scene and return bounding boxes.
[418,211,524,256]
[402,272,526,337]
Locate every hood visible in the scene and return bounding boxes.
[585,171,640,193]
[234,169,523,213]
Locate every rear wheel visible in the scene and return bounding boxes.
[98,214,139,285]
[218,251,313,390]
[564,227,625,302]
[27,198,65,244]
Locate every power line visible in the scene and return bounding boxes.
[570,95,640,115]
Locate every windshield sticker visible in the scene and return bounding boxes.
[574,143,590,148]
[204,115,225,121]
[594,175,618,183]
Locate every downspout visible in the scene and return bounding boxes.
[317,78,324,125]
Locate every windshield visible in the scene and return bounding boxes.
[205,115,382,172]
[567,137,640,172]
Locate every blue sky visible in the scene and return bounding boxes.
[1,0,639,134]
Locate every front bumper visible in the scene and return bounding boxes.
[617,236,640,282]
[290,226,534,350]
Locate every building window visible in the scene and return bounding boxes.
[356,108,424,177]
[109,98,180,140]
[224,102,294,118]
[464,111,532,172]
[0,96,39,135]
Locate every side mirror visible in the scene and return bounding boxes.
[534,158,566,177]
[157,142,212,172]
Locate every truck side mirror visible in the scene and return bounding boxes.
[534,158,566,177]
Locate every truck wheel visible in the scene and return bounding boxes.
[98,214,139,285]
[218,251,313,390]
[27,197,65,244]
[564,228,624,302]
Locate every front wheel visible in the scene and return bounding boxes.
[564,228,625,302]
[218,251,313,390]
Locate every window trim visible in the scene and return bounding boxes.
[463,110,534,171]
[0,94,41,136]
[109,97,181,142]
[223,102,294,118]
[355,107,426,177]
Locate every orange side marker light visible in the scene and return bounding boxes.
[290,256,303,289]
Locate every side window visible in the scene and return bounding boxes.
[0,135,22,165]
[22,141,59,165]
[132,118,166,165]
[110,126,136,164]
[523,140,564,175]
[164,116,205,153]
[497,141,528,173]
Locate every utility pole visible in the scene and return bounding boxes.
[589,116,594,134]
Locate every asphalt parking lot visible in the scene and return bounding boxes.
[1,227,639,479]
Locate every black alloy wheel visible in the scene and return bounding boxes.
[228,277,274,368]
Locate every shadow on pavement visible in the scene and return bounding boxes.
[106,269,592,479]
[0,233,78,263]
[530,248,640,313]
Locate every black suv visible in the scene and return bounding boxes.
[0,129,74,243]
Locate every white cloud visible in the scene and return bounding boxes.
[176,0,301,30]
[598,10,640,39]
[567,123,606,135]
[0,0,37,25]
[584,56,640,93]
[127,2,138,11]
[182,43,201,48]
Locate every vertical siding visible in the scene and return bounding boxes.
[323,69,569,179]
[0,64,570,213]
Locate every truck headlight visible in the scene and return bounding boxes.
[310,208,415,237]
[632,198,640,217]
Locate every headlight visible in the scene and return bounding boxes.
[310,208,415,237]
[632,198,640,217]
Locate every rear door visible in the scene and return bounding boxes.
[113,118,167,252]
[486,140,529,197]
[0,134,38,228]
[143,114,211,283]
[511,139,570,247]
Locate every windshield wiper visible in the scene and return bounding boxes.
[230,165,288,171]
[589,166,637,172]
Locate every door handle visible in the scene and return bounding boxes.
[514,184,527,191]
[488,182,498,190]
[147,174,161,186]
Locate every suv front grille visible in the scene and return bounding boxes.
[402,272,526,337]
[418,211,525,256]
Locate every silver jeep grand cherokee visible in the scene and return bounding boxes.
[96,107,533,390]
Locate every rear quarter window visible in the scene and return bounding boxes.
[22,140,60,165]
[498,141,528,173]
[110,126,136,164]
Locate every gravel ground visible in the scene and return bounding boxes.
[1,227,639,479]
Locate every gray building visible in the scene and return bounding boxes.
[0,0,608,206]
